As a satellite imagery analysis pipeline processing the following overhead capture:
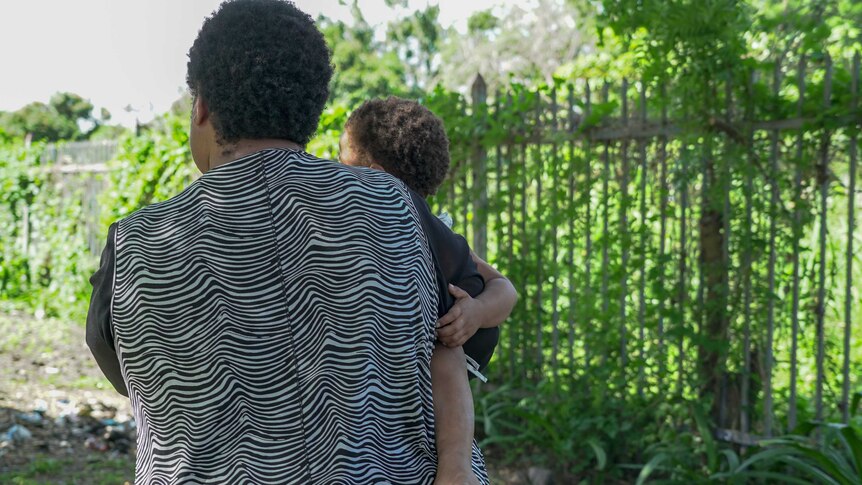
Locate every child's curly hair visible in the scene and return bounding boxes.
[345,97,450,197]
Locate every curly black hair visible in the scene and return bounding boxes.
[186,0,332,146]
[345,97,450,197]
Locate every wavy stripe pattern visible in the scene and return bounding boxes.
[111,149,488,484]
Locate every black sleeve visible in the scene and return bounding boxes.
[409,191,484,308]
[85,223,129,397]
[409,191,498,372]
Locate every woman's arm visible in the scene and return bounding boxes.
[407,191,482,482]
[431,343,480,485]
[436,252,518,348]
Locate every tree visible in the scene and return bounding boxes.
[437,0,593,93]
[385,5,444,91]
[318,3,411,105]
[0,92,108,142]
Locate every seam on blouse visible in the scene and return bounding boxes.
[259,151,314,483]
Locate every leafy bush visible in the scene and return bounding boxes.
[633,393,862,484]
[475,379,683,481]
[0,114,197,320]
[0,141,93,319]
[101,114,196,226]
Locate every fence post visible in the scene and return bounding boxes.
[471,74,488,259]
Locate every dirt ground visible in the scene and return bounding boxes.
[0,311,535,485]
[0,311,136,484]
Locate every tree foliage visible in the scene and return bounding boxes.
[318,5,411,105]
[0,92,110,142]
[0,1,860,481]
[386,5,443,90]
[438,0,593,93]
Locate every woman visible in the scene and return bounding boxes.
[86,1,484,483]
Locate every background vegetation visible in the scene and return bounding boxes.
[2,0,861,482]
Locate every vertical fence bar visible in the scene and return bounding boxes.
[620,79,630,381]
[637,81,648,398]
[492,91,506,377]
[447,173,456,216]
[459,98,470,239]
[790,56,806,430]
[678,131,689,395]
[815,54,832,426]
[567,83,577,372]
[764,62,782,437]
[520,140,530,380]
[740,71,756,436]
[506,94,517,380]
[463,95,472,240]
[657,84,669,388]
[550,85,561,385]
[471,75,488,259]
[697,122,707,371]
[601,81,611,368]
[719,78,733,428]
[843,52,859,424]
[534,92,544,377]
[583,81,594,375]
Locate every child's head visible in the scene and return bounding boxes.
[340,97,450,197]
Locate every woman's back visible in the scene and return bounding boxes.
[109,149,439,483]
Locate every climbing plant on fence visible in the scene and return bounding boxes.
[429,50,862,453]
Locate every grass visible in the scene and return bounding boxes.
[0,455,133,485]
[0,313,73,355]
[0,311,115,391]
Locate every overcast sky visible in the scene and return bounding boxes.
[0,0,507,126]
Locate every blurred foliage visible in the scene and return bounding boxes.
[100,114,196,226]
[386,4,443,90]
[0,141,92,319]
[0,92,121,142]
[0,114,195,320]
[0,1,860,482]
[318,4,413,105]
[439,0,594,93]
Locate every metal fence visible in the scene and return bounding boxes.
[435,52,861,441]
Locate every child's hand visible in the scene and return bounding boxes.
[436,284,484,347]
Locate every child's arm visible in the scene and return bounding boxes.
[436,252,518,348]
[431,343,480,485]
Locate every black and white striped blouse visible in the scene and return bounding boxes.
[86,148,490,484]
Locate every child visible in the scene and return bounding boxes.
[339,97,518,484]
[339,96,517,372]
